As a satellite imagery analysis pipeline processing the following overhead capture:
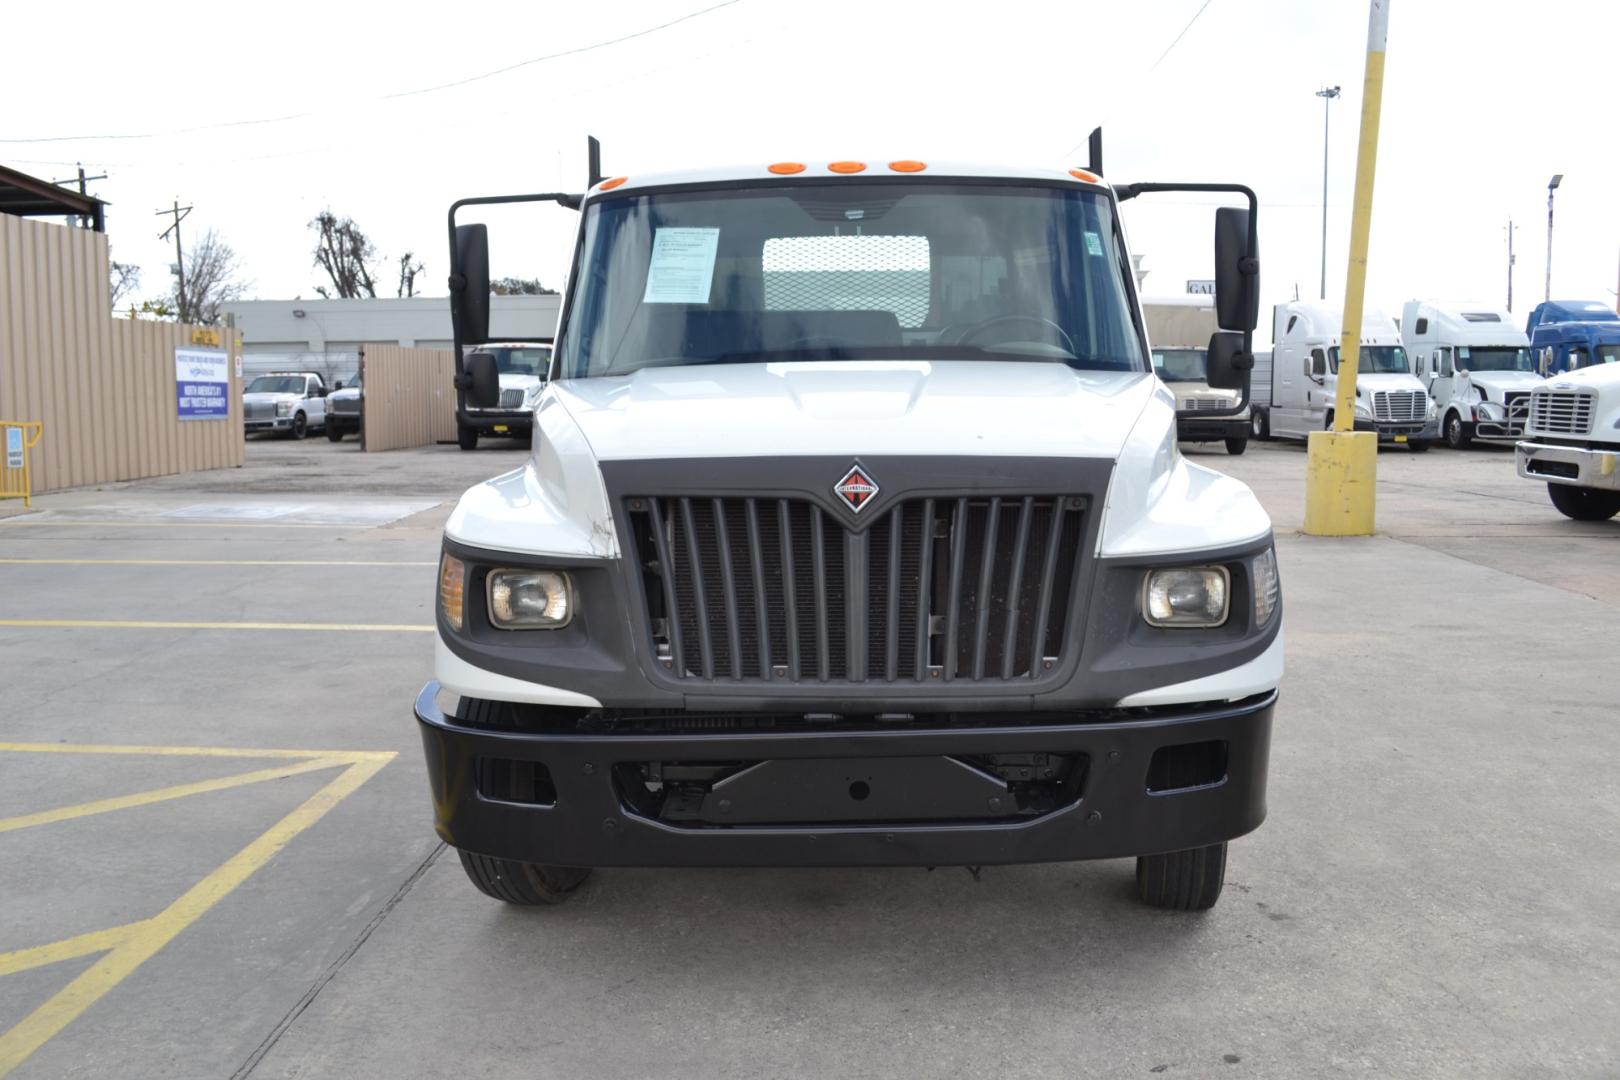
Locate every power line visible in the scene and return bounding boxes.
[0,0,745,146]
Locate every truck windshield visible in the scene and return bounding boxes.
[492,347,550,376]
[1457,346,1533,372]
[557,182,1144,378]
[1328,346,1408,374]
[1152,348,1207,382]
[246,376,307,394]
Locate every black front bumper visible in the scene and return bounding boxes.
[415,683,1274,868]
[1177,417,1249,442]
[457,409,533,433]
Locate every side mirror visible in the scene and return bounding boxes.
[451,224,491,346]
[333,381,344,391]
[1214,206,1259,332]
[465,351,499,408]
[1206,331,1251,391]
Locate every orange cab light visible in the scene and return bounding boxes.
[888,160,927,173]
[1068,168,1103,184]
[599,176,628,190]
[828,161,867,174]
[768,162,806,175]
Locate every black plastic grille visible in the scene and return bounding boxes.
[627,495,1086,684]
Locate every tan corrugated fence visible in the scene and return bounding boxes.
[1,215,244,494]
[360,344,457,451]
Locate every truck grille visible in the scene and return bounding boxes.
[331,397,360,415]
[626,495,1086,684]
[1372,390,1425,422]
[1529,389,1595,435]
[1181,397,1226,411]
[499,388,525,409]
[244,402,273,420]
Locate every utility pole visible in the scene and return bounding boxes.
[1545,174,1563,303]
[52,163,107,229]
[1316,85,1341,300]
[156,199,193,321]
[1506,217,1518,313]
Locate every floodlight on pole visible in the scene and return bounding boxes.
[1315,85,1341,300]
[1545,173,1563,303]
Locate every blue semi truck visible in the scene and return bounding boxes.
[1525,300,1620,374]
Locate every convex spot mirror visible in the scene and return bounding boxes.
[1214,206,1258,333]
[464,351,499,408]
[1206,331,1252,391]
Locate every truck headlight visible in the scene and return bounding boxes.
[1252,548,1280,626]
[1142,567,1229,628]
[1475,401,1504,421]
[439,554,466,632]
[488,570,572,629]
[1353,402,1372,419]
[1426,399,1438,419]
[275,401,293,417]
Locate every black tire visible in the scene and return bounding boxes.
[289,412,308,440]
[326,423,344,442]
[1407,439,1431,453]
[1444,411,1471,450]
[458,851,591,905]
[454,696,592,905]
[1136,842,1227,911]
[457,424,479,451]
[1225,437,1248,456]
[1547,483,1620,521]
[1251,410,1270,441]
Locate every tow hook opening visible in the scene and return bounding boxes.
[1145,739,1229,794]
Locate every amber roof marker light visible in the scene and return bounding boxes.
[768,162,806,175]
[888,160,927,173]
[598,176,628,190]
[827,161,867,174]
[1069,168,1103,184]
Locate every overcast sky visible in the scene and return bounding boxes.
[6,0,1617,346]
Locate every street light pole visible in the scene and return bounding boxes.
[1546,174,1563,303]
[1316,85,1341,300]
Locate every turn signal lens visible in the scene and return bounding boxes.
[1143,567,1229,628]
[1252,549,1280,626]
[599,176,628,190]
[888,160,927,173]
[768,162,806,175]
[488,570,572,630]
[1069,168,1103,184]
[438,554,466,632]
[828,161,866,174]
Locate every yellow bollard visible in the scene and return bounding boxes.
[1304,0,1389,536]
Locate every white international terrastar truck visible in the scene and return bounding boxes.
[1516,363,1620,520]
[415,138,1283,912]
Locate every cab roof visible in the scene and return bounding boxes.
[585,161,1108,200]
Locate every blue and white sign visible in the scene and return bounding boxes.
[5,427,22,470]
[176,347,230,420]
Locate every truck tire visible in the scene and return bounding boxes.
[326,424,344,442]
[1136,842,1226,911]
[458,851,591,906]
[457,425,479,451]
[1443,411,1471,450]
[1225,437,1248,456]
[1547,483,1620,521]
[1251,410,1270,441]
[289,412,308,440]
[453,695,592,904]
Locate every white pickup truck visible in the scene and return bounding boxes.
[1516,363,1620,520]
[242,371,329,439]
[414,148,1281,913]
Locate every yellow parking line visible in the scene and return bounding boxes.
[0,758,346,834]
[0,619,434,632]
[0,558,436,567]
[0,743,393,762]
[0,922,147,979]
[0,519,355,529]
[0,752,395,1076]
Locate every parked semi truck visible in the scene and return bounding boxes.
[1401,301,1541,449]
[1525,301,1620,375]
[1516,364,1620,520]
[1250,301,1436,450]
[415,145,1281,912]
[1144,296,1248,455]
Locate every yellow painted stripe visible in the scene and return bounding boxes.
[0,519,356,530]
[0,558,435,567]
[0,758,346,834]
[0,743,392,762]
[0,922,148,979]
[0,754,393,1076]
[0,618,433,632]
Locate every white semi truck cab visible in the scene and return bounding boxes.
[1516,363,1620,520]
[1255,301,1436,450]
[415,143,1282,912]
[1401,300,1541,449]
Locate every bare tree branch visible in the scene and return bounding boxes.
[397,251,425,298]
[110,258,141,310]
[173,229,248,324]
[490,276,558,296]
[311,211,379,299]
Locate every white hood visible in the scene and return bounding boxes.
[1468,370,1544,394]
[242,391,301,404]
[550,360,1159,461]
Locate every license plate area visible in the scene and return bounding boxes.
[616,752,1087,826]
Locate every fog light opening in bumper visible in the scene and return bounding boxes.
[475,757,558,806]
[1145,739,1229,794]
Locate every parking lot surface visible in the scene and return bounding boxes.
[2,437,1617,1078]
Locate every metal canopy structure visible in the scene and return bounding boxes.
[0,163,106,231]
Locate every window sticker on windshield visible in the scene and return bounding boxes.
[643,227,720,304]
[1084,231,1104,256]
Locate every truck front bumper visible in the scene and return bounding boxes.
[1353,418,1438,441]
[414,682,1274,868]
[457,409,533,434]
[245,418,295,433]
[1176,416,1249,442]
[1516,440,1620,489]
